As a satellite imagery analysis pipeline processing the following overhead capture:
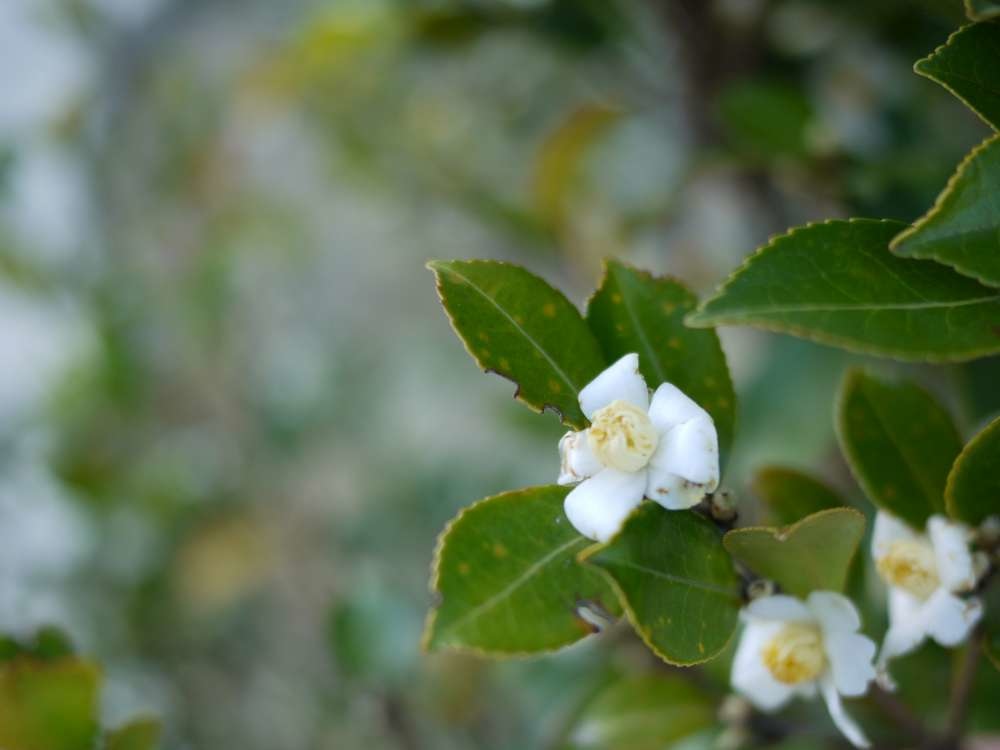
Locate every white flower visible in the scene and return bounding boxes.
[557,353,719,542]
[732,592,876,749]
[871,511,984,685]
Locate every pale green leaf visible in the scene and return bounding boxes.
[915,22,1000,131]
[946,414,1000,525]
[570,674,713,750]
[724,508,866,597]
[687,219,1000,362]
[750,466,844,526]
[581,504,740,665]
[891,135,1000,288]
[423,485,622,655]
[429,260,606,429]
[836,369,962,528]
[0,658,100,750]
[586,259,736,458]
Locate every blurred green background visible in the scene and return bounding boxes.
[1,0,997,748]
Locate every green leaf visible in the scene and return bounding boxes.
[966,0,1000,20]
[423,485,622,655]
[891,135,1000,288]
[915,22,1000,131]
[586,260,736,458]
[569,674,714,750]
[429,260,606,429]
[723,509,866,597]
[581,504,740,665]
[836,369,963,528]
[0,658,100,750]
[105,718,161,750]
[687,219,1000,362]
[750,466,844,526]
[946,414,1000,525]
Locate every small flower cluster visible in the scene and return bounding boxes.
[555,354,991,748]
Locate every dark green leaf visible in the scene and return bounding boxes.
[0,658,100,750]
[750,466,844,526]
[429,260,606,429]
[581,504,740,665]
[687,219,1000,362]
[836,370,962,528]
[423,485,621,655]
[724,509,866,597]
[983,581,1000,673]
[105,718,161,750]
[891,135,1000,288]
[569,674,713,750]
[0,627,74,665]
[586,260,736,459]
[946,414,1000,525]
[915,22,1000,131]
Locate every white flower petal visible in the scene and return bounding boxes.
[922,588,983,647]
[820,674,871,749]
[807,591,862,634]
[746,595,814,623]
[878,588,929,683]
[731,620,797,711]
[650,414,719,485]
[563,468,646,542]
[824,631,877,697]
[871,511,919,560]
[557,430,601,485]
[927,515,977,592]
[647,381,710,433]
[644,469,708,510]
[578,353,648,418]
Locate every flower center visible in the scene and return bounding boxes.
[587,399,658,473]
[762,623,827,685]
[876,539,939,600]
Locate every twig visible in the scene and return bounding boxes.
[868,684,927,742]
[946,629,982,743]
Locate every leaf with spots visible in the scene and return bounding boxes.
[0,657,100,750]
[914,22,1000,130]
[891,135,1000,288]
[751,466,845,526]
[581,504,740,665]
[946,414,1000,525]
[423,485,622,655]
[569,674,714,750]
[686,219,1000,362]
[429,260,606,429]
[836,369,962,528]
[724,509,866,597]
[586,260,736,460]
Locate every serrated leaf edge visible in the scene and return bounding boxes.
[422,485,613,659]
[578,505,741,667]
[890,134,1000,288]
[945,413,1000,523]
[913,23,1000,133]
[834,368,959,527]
[586,258,737,455]
[722,507,866,595]
[686,218,1000,363]
[427,259,596,429]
